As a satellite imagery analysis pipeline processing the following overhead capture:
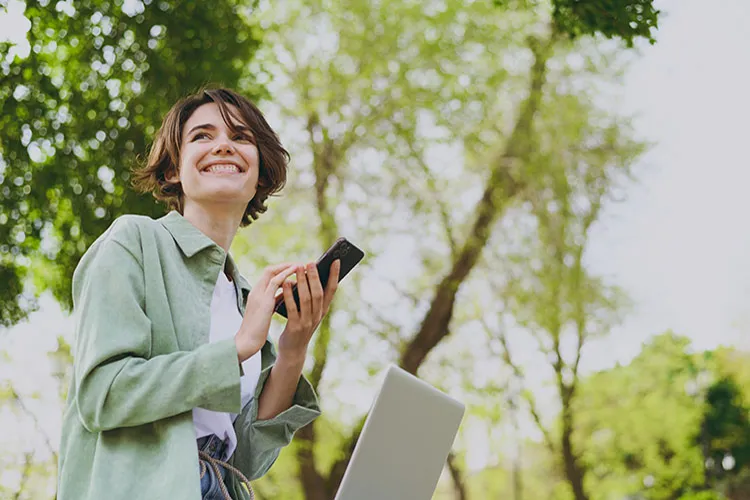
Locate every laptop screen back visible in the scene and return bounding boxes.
[334,365,465,500]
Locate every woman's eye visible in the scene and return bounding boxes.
[192,132,209,141]
[234,134,253,142]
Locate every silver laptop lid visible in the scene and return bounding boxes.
[334,364,465,500]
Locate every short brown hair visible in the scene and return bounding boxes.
[131,87,289,227]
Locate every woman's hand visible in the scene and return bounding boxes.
[235,262,298,362]
[277,260,340,363]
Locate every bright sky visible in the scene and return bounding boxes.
[1,0,749,486]
[583,0,750,369]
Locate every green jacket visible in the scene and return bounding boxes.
[58,211,321,499]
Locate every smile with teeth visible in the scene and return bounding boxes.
[203,164,242,174]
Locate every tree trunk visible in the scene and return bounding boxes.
[511,407,523,500]
[447,452,469,500]
[561,405,588,500]
[296,424,330,500]
[399,33,553,375]
[513,451,523,500]
[297,27,557,500]
[297,119,341,500]
[13,453,33,500]
[322,32,555,496]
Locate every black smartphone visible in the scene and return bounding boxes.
[274,237,365,318]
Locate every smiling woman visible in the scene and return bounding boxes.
[166,102,262,234]
[131,88,289,228]
[56,87,341,500]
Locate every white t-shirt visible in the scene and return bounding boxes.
[192,270,262,460]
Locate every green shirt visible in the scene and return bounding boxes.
[58,211,321,499]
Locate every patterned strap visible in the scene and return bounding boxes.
[198,450,255,500]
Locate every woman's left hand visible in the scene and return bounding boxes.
[277,260,340,362]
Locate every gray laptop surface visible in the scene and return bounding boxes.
[334,364,465,500]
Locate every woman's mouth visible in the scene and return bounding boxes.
[202,163,242,174]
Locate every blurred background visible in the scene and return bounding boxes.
[1,0,749,498]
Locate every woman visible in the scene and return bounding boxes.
[57,87,339,500]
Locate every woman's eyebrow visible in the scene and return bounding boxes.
[232,125,254,135]
[187,123,254,136]
[187,123,216,135]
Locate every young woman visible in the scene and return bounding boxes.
[57,87,339,500]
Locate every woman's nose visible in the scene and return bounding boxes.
[212,141,235,155]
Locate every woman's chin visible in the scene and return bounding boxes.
[193,191,255,207]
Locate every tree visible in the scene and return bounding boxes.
[573,333,750,500]
[486,89,643,500]
[494,0,660,46]
[0,332,72,498]
[0,0,262,326]
[698,347,750,500]
[574,333,707,500]
[244,0,553,497]
[697,376,750,498]
[240,1,650,498]
[0,0,661,497]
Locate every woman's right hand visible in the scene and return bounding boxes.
[235,262,299,362]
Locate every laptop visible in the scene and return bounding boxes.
[334,364,466,500]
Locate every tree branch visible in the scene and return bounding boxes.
[570,195,603,381]
[392,120,458,258]
[296,111,342,500]
[479,317,556,454]
[446,452,469,500]
[327,416,367,496]
[13,452,34,500]
[399,32,555,375]
[360,303,411,352]
[11,388,57,463]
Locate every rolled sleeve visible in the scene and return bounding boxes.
[253,372,320,432]
[231,369,321,481]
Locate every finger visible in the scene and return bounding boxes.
[267,265,297,293]
[282,279,299,321]
[262,262,298,284]
[296,264,312,320]
[322,259,340,313]
[306,262,324,322]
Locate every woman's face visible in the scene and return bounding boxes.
[172,102,260,214]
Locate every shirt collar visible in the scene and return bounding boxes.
[159,211,216,258]
[158,211,252,295]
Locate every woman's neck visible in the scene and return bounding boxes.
[181,203,243,253]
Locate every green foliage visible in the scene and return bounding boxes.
[248,0,543,383]
[0,0,262,325]
[698,377,750,490]
[493,0,660,46]
[0,0,671,497]
[575,333,750,500]
[678,492,724,500]
[574,333,706,499]
[250,1,652,498]
[552,0,659,46]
